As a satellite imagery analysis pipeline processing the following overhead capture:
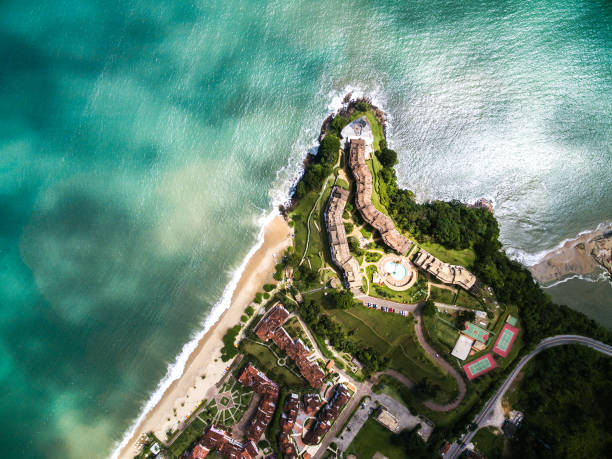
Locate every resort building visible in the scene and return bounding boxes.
[347,138,412,255]
[303,384,351,445]
[191,425,258,459]
[238,364,279,442]
[324,186,362,291]
[412,249,478,292]
[254,305,325,389]
[373,406,401,432]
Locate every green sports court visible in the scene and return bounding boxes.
[493,324,520,357]
[463,354,497,380]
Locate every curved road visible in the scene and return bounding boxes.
[445,335,612,459]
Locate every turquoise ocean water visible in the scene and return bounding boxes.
[0,1,610,457]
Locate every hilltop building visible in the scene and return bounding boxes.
[303,384,351,445]
[413,249,478,292]
[324,186,362,291]
[347,138,412,255]
[254,305,325,388]
[238,364,279,442]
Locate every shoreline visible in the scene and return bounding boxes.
[529,221,612,284]
[114,214,291,459]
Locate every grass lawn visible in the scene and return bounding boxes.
[429,285,456,304]
[167,417,206,458]
[241,341,306,387]
[455,289,483,309]
[345,418,408,459]
[428,316,459,353]
[420,241,476,269]
[473,427,504,458]
[331,305,456,400]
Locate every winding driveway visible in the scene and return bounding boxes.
[445,335,612,459]
[413,307,467,411]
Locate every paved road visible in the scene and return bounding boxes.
[445,335,612,459]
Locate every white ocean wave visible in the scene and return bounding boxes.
[110,209,278,459]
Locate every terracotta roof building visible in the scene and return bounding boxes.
[238,364,279,442]
[302,393,325,416]
[254,305,325,389]
[348,139,412,255]
[324,186,362,291]
[303,384,351,445]
[194,425,258,459]
[254,304,290,341]
[413,249,478,291]
[279,393,300,459]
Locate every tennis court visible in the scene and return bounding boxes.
[493,324,519,358]
[463,353,497,380]
[463,322,490,344]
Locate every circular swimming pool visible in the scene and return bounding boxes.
[385,261,407,281]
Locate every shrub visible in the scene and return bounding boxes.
[263,292,270,299]
[254,292,263,304]
[263,283,275,292]
[344,222,354,234]
[241,315,248,322]
[245,306,255,317]
[220,325,241,361]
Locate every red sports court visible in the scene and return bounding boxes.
[493,323,519,358]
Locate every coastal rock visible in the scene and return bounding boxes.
[470,198,494,213]
[530,223,612,284]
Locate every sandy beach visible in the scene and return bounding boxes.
[530,222,612,284]
[117,215,291,459]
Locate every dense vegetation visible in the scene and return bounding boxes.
[510,346,612,458]
[375,142,610,347]
[294,133,340,198]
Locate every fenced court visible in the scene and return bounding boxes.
[493,324,519,358]
[463,322,490,344]
[463,353,497,380]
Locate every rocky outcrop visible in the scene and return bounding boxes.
[530,223,612,283]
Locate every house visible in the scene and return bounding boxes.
[254,305,325,389]
[238,364,279,442]
[194,425,259,459]
[279,393,300,459]
[303,384,351,444]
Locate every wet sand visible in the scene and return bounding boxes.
[117,215,291,459]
